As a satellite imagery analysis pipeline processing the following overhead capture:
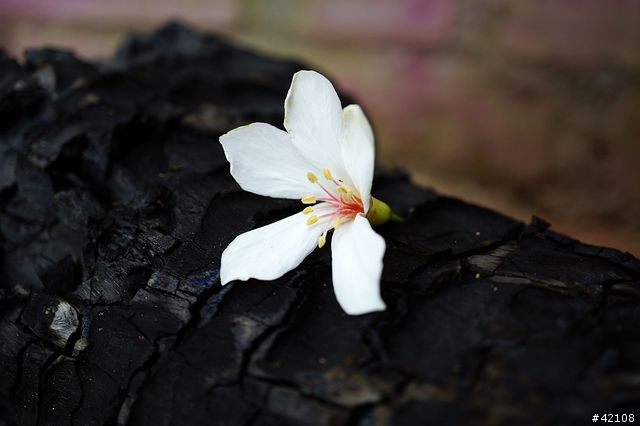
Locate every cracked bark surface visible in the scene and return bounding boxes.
[1,23,639,426]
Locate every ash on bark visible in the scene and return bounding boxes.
[0,23,639,426]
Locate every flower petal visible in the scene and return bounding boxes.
[341,104,375,213]
[220,122,323,199]
[284,70,349,182]
[221,211,326,284]
[330,214,386,315]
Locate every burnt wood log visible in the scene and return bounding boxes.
[1,23,639,426]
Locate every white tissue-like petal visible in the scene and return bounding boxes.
[284,71,350,184]
[220,122,323,199]
[341,104,375,213]
[221,211,326,284]
[331,214,386,315]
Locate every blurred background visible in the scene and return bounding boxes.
[1,0,639,255]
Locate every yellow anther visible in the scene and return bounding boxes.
[332,218,341,229]
[302,206,314,215]
[337,185,348,194]
[318,233,327,248]
[301,196,316,205]
[322,168,333,180]
[307,172,318,183]
[306,215,319,225]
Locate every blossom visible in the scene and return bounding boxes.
[219,70,394,315]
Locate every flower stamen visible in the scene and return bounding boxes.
[302,168,370,245]
[322,168,333,180]
[302,195,316,204]
[307,172,318,183]
[317,183,341,203]
[318,233,327,248]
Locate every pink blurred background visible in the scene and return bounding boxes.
[1,0,639,255]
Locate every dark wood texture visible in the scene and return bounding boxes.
[1,23,639,425]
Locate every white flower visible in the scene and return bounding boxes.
[219,70,393,315]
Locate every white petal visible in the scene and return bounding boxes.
[331,214,386,315]
[284,71,349,181]
[220,122,323,199]
[221,211,326,284]
[341,105,375,213]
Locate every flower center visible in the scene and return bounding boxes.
[300,168,365,248]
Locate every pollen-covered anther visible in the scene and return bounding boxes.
[332,217,341,229]
[322,168,333,180]
[318,233,327,248]
[307,172,318,183]
[302,206,314,214]
[306,215,319,225]
[301,195,316,204]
